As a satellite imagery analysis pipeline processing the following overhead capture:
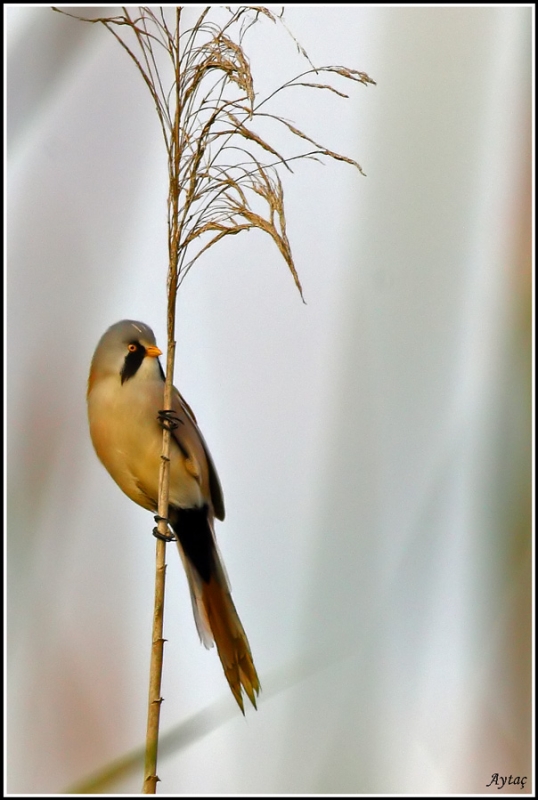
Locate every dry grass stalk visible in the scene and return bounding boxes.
[53,5,375,299]
[54,4,374,793]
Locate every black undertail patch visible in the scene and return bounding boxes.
[171,505,215,583]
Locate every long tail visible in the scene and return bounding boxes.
[171,506,260,713]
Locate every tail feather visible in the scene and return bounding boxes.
[202,574,260,712]
[173,506,260,712]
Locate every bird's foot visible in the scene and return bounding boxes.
[153,515,176,542]
[157,409,182,431]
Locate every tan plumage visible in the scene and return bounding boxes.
[87,319,259,712]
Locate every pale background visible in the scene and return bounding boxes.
[6,4,533,795]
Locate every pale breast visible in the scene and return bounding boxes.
[88,374,205,512]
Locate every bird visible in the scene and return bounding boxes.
[87,319,260,712]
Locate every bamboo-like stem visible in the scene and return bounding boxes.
[142,537,167,793]
[142,332,177,792]
[143,8,182,793]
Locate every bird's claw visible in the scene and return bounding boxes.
[153,515,176,542]
[157,409,182,431]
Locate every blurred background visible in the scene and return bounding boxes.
[6,4,533,794]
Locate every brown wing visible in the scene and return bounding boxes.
[171,387,225,521]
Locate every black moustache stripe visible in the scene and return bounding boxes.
[121,342,146,384]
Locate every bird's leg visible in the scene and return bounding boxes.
[153,515,176,542]
[157,409,183,431]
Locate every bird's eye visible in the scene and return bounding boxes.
[127,343,138,352]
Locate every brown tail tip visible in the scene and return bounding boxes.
[227,652,261,714]
[204,578,261,713]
